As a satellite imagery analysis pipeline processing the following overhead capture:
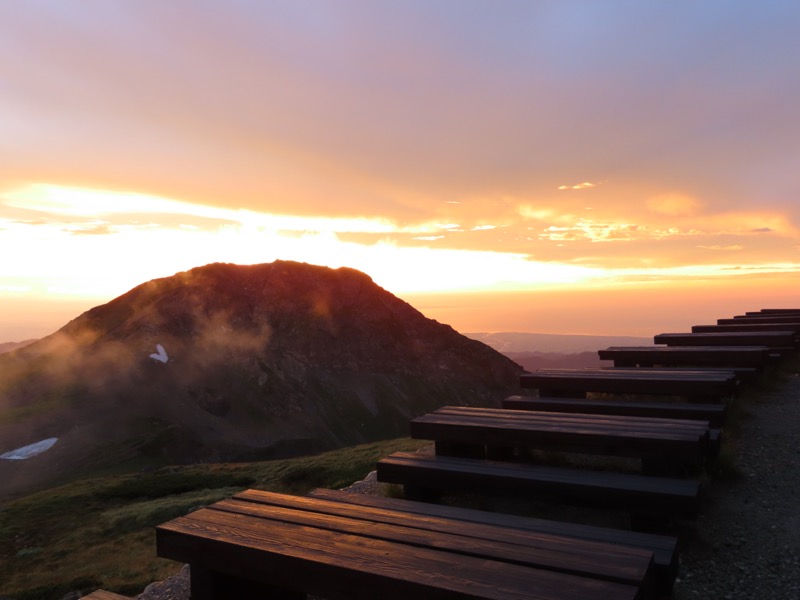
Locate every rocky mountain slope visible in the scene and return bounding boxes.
[0,261,522,500]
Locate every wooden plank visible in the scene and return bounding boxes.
[308,488,679,587]
[218,490,654,587]
[653,331,795,347]
[597,345,770,368]
[157,500,639,600]
[502,395,725,427]
[376,452,701,519]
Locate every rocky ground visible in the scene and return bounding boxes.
[133,369,800,600]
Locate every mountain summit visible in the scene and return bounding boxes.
[0,261,522,498]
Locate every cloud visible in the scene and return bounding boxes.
[558,182,597,191]
[1,1,800,300]
[647,194,703,217]
[697,245,745,251]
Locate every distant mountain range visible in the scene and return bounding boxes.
[465,332,651,354]
[0,340,36,354]
[0,261,522,501]
[463,333,651,372]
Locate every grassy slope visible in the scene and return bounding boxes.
[0,437,428,600]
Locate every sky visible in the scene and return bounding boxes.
[2,1,800,341]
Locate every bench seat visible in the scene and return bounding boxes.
[502,395,726,427]
[693,323,800,334]
[376,452,702,520]
[410,406,712,462]
[308,487,679,590]
[157,488,645,600]
[519,368,737,401]
[82,593,130,600]
[597,345,770,368]
[601,365,757,382]
[653,331,795,349]
[743,308,800,316]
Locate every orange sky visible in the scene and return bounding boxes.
[1,2,799,341]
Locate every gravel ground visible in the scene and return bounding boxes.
[135,368,800,600]
[672,370,800,599]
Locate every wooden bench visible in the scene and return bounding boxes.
[693,323,800,334]
[502,395,725,428]
[308,487,679,591]
[724,315,800,324]
[376,452,702,521]
[691,325,799,350]
[156,488,648,600]
[410,406,713,464]
[519,368,738,402]
[501,396,722,458]
[653,331,796,349]
[597,345,771,368]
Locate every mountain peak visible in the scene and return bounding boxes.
[1,261,522,500]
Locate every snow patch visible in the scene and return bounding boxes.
[150,343,169,363]
[1,437,58,460]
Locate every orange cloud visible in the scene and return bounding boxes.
[647,194,703,217]
[558,181,597,191]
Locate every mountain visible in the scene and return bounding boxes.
[0,261,522,500]
[465,331,651,354]
[0,339,36,355]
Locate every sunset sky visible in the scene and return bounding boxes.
[2,1,800,341]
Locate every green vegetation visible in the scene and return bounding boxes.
[0,437,428,599]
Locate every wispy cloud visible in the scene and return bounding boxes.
[558,182,597,191]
